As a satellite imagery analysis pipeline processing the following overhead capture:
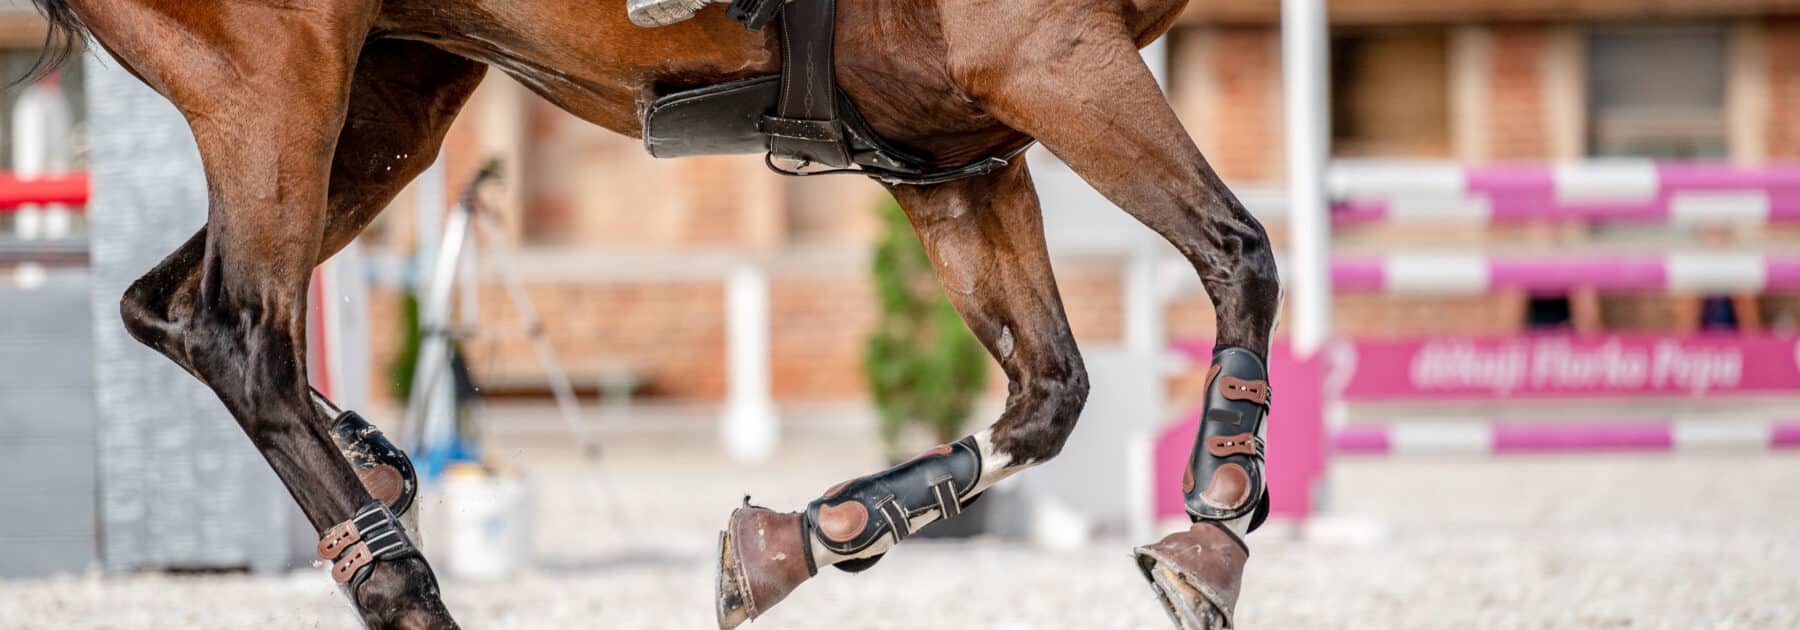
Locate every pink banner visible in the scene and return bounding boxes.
[1334,334,1800,400]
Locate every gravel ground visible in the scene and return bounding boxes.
[3,404,1798,629]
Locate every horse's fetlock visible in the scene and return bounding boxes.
[354,558,451,630]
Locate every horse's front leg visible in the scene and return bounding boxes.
[938,3,1283,628]
[81,2,471,626]
[713,159,1089,628]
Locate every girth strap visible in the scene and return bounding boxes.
[761,0,850,168]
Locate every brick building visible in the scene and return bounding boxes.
[4,1,1798,403]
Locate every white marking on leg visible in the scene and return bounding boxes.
[969,429,1018,495]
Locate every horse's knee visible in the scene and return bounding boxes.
[1195,208,1281,349]
[998,352,1090,463]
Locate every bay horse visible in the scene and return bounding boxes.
[28,0,1281,628]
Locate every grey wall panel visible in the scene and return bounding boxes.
[0,278,98,577]
[0,540,100,579]
[0,339,97,391]
[0,389,95,439]
[0,491,96,540]
[0,437,95,491]
[86,54,305,574]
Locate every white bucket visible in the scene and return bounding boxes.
[439,464,534,579]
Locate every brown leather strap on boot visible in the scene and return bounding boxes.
[318,501,433,610]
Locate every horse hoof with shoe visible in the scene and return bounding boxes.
[1135,523,1250,630]
[715,501,814,629]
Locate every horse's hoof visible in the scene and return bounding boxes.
[715,503,813,629]
[716,530,751,629]
[1132,523,1249,630]
[1142,560,1229,630]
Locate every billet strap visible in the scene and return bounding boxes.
[318,501,420,589]
[761,0,850,168]
[748,0,1043,184]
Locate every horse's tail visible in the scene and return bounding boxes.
[16,0,89,85]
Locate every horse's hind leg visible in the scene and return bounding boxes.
[714,159,1088,628]
[940,4,1281,629]
[98,12,481,627]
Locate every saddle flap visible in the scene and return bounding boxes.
[643,76,783,159]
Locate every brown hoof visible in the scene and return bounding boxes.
[1133,523,1249,630]
[715,504,813,629]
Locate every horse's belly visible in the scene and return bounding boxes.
[378,0,779,138]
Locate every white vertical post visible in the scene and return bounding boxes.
[1123,252,1165,360]
[722,264,777,461]
[1124,30,1175,545]
[407,156,456,460]
[11,73,74,240]
[1281,0,1336,522]
[317,241,373,413]
[1283,0,1333,356]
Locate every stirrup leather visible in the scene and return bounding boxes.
[726,0,786,30]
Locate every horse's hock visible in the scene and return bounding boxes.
[83,53,313,574]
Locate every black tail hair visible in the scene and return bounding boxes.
[17,0,88,86]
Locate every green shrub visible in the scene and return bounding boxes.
[864,196,989,458]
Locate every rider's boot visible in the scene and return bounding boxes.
[626,0,789,30]
[1134,346,1271,630]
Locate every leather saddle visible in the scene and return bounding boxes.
[639,0,1030,185]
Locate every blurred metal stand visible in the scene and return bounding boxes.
[400,161,600,466]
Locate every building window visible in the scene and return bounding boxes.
[1586,25,1728,159]
[1331,27,1452,159]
